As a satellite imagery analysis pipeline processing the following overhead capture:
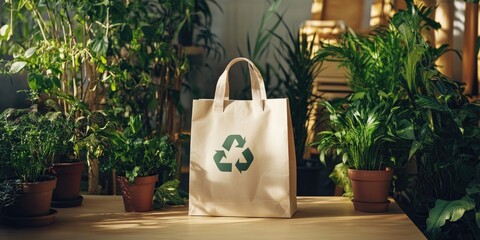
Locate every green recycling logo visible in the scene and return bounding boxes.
[213,134,254,173]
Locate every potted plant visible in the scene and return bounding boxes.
[107,115,177,212]
[43,104,85,208]
[313,93,411,213]
[0,107,64,227]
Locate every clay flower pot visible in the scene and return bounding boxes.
[2,176,58,227]
[348,169,393,213]
[117,174,158,212]
[51,161,84,207]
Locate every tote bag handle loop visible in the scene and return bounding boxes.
[213,57,267,112]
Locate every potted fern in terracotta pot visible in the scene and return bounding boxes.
[313,93,412,213]
[107,115,177,212]
[0,108,66,226]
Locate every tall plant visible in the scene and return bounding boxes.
[1,1,111,112]
[106,1,192,137]
[0,1,115,194]
[390,2,480,238]
[315,1,480,238]
[239,1,321,162]
[271,17,322,163]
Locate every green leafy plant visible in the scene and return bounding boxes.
[180,0,225,59]
[239,1,322,162]
[316,28,405,95]
[107,115,177,183]
[0,107,74,182]
[314,93,410,171]
[106,0,222,137]
[314,0,480,238]
[0,1,112,112]
[237,0,283,98]
[271,15,323,164]
[153,179,185,209]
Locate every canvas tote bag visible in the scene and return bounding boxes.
[189,57,297,218]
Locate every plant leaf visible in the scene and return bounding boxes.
[476,211,480,229]
[0,24,11,40]
[425,197,476,239]
[24,47,37,58]
[408,140,422,160]
[9,61,27,74]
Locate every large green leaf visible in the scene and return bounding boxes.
[24,47,37,58]
[396,119,414,140]
[9,61,27,74]
[425,197,476,238]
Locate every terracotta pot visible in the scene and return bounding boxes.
[51,161,84,201]
[348,169,393,213]
[117,174,158,212]
[5,177,57,217]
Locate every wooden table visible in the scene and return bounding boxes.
[0,196,426,240]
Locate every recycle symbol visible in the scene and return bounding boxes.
[213,134,254,173]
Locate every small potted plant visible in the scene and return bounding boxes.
[0,107,63,226]
[313,94,411,213]
[45,107,85,208]
[107,115,177,212]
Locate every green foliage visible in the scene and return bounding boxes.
[237,0,283,98]
[426,197,476,239]
[107,116,177,183]
[0,0,111,110]
[153,179,185,209]
[236,0,321,163]
[272,16,322,163]
[329,163,352,197]
[184,0,225,59]
[315,0,480,238]
[0,108,75,182]
[316,28,405,95]
[0,180,18,213]
[314,93,411,170]
[74,110,118,161]
[391,5,480,238]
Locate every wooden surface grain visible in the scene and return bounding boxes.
[0,196,426,240]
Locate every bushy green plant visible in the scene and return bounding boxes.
[0,108,75,182]
[315,0,480,238]
[314,93,411,171]
[107,115,177,183]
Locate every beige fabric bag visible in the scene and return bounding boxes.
[189,57,297,218]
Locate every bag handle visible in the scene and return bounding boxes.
[213,57,267,112]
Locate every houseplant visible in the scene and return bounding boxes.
[0,107,64,227]
[238,0,327,195]
[315,1,480,237]
[392,2,480,238]
[107,115,177,212]
[1,0,114,194]
[42,103,85,208]
[313,92,410,212]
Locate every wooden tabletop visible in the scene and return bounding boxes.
[0,195,426,240]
